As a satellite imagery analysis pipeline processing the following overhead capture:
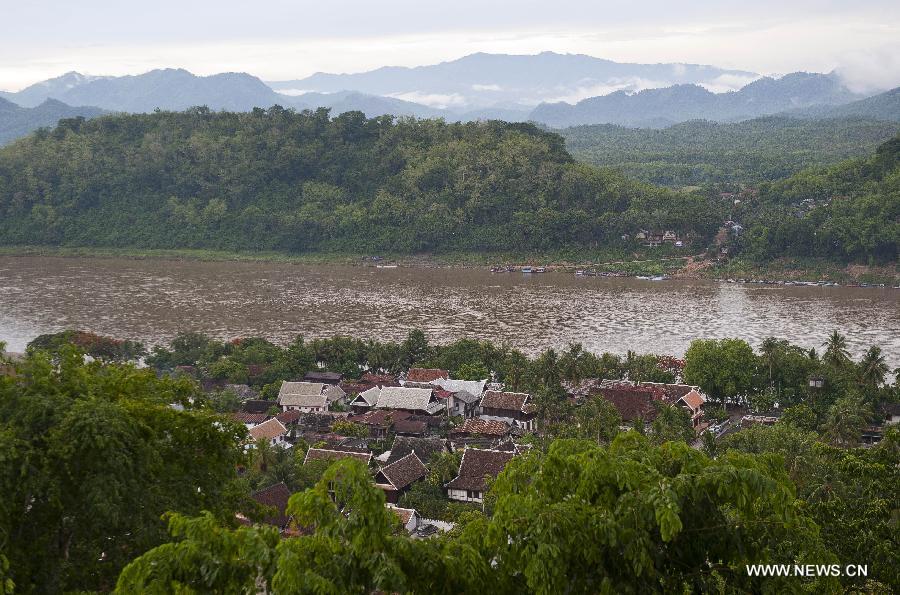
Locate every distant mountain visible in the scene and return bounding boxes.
[268,51,759,110]
[2,69,285,113]
[4,72,105,108]
[287,91,446,119]
[811,87,900,121]
[530,72,863,128]
[0,98,106,145]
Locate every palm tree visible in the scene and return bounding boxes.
[822,331,851,367]
[822,396,871,447]
[857,346,889,387]
[759,337,785,385]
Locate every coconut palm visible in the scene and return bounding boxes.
[857,346,889,387]
[822,330,851,367]
[821,396,871,447]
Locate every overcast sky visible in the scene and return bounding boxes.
[2,0,899,91]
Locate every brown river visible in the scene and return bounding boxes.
[0,256,898,366]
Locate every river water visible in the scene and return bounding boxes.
[0,256,898,366]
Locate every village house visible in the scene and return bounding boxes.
[246,482,293,532]
[445,448,515,504]
[373,386,446,416]
[642,382,707,429]
[374,452,428,503]
[230,412,268,429]
[348,409,414,439]
[349,386,381,412]
[241,399,277,414]
[431,378,486,418]
[248,417,289,448]
[478,390,536,431]
[449,418,510,449]
[402,368,450,385]
[277,381,346,413]
[662,230,678,243]
[385,436,450,465]
[303,371,343,385]
[386,505,420,534]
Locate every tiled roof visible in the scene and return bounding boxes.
[303,447,372,466]
[350,387,380,407]
[386,436,449,465]
[278,382,328,408]
[393,419,428,435]
[375,387,438,412]
[678,389,706,411]
[598,386,667,422]
[480,390,530,412]
[249,418,288,440]
[303,371,343,383]
[431,378,486,397]
[389,505,417,527]
[250,482,292,527]
[451,418,510,437]
[406,368,449,383]
[445,448,515,492]
[230,412,268,425]
[376,453,427,490]
[275,410,302,425]
[349,409,413,427]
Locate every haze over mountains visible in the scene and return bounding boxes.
[1,52,899,146]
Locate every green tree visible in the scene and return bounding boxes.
[821,395,872,447]
[0,348,247,592]
[822,330,851,368]
[683,338,756,405]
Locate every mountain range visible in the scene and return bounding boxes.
[268,51,760,109]
[0,98,106,145]
[1,53,899,146]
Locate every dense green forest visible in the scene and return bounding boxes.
[0,107,719,254]
[734,134,900,263]
[560,116,900,187]
[2,329,898,592]
[0,107,897,265]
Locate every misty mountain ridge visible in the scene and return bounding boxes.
[268,51,761,110]
[529,72,866,127]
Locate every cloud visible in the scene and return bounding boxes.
[471,83,502,91]
[699,73,762,93]
[387,91,468,108]
[543,77,675,104]
[834,48,900,93]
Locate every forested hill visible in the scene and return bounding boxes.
[736,134,900,263]
[0,107,720,253]
[560,116,900,187]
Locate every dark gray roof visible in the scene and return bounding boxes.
[387,436,449,465]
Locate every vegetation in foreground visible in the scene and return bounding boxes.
[1,328,897,592]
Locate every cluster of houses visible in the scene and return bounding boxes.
[632,230,685,248]
[228,367,724,538]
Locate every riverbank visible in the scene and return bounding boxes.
[1,245,897,285]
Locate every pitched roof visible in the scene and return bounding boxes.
[376,453,427,490]
[451,418,510,437]
[393,419,428,435]
[278,382,328,408]
[388,505,417,527]
[375,387,441,413]
[406,368,449,383]
[678,389,706,411]
[349,409,413,428]
[431,378,487,397]
[480,390,530,412]
[323,385,347,404]
[230,412,268,425]
[303,447,373,466]
[249,418,288,440]
[351,386,381,407]
[303,371,343,384]
[445,448,515,492]
[275,410,303,425]
[386,436,449,465]
[250,483,292,527]
[598,386,667,422]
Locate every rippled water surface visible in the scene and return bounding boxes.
[1,256,898,365]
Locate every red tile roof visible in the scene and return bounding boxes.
[450,418,510,437]
[480,390,530,412]
[598,386,668,422]
[406,368,449,383]
[230,412,268,425]
[303,447,372,466]
[250,483,292,528]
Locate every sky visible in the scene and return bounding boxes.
[1,0,899,92]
